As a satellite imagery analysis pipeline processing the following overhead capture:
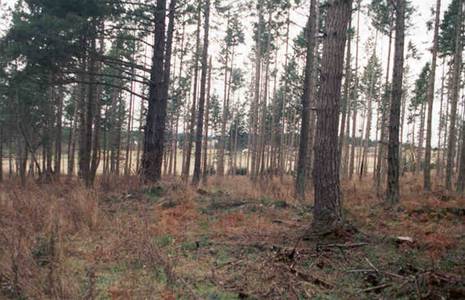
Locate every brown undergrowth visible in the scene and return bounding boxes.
[0,175,464,299]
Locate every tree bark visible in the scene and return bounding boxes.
[446,0,463,190]
[142,0,175,182]
[386,0,406,204]
[183,3,201,181]
[296,0,318,199]
[193,0,210,186]
[339,16,352,179]
[312,0,352,234]
[424,0,441,190]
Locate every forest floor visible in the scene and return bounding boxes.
[1,175,464,299]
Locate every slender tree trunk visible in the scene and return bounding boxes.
[183,3,201,181]
[349,2,360,180]
[437,59,446,177]
[386,0,406,204]
[193,0,210,186]
[279,11,291,180]
[125,68,136,175]
[202,57,213,184]
[296,0,318,199]
[54,87,63,177]
[84,35,97,187]
[338,16,352,177]
[376,24,393,194]
[424,0,441,190]
[417,103,426,173]
[446,0,463,190]
[0,127,3,182]
[312,0,352,234]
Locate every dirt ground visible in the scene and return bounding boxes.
[0,175,464,299]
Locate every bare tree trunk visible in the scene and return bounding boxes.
[386,0,406,204]
[376,24,393,194]
[142,0,176,182]
[0,127,3,182]
[338,16,352,178]
[183,3,202,181]
[424,0,441,190]
[193,0,210,186]
[202,57,212,184]
[349,2,360,180]
[446,0,463,190]
[437,59,446,177]
[296,0,318,199]
[84,35,97,187]
[54,87,63,177]
[312,0,352,234]
[417,103,426,173]
[279,11,291,180]
[125,68,135,175]
[251,1,263,181]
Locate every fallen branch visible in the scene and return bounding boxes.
[361,283,392,293]
[317,242,368,250]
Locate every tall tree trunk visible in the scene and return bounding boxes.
[251,1,263,181]
[349,1,360,180]
[446,0,463,190]
[279,11,291,180]
[0,127,3,182]
[386,0,406,204]
[193,0,210,186]
[183,3,201,181]
[84,34,97,187]
[296,0,318,199]
[417,103,426,173]
[125,68,136,175]
[338,16,352,178]
[437,59,446,177]
[142,0,176,181]
[424,0,441,190]
[54,87,63,177]
[202,57,213,184]
[218,19,230,178]
[376,24,393,194]
[312,0,352,234]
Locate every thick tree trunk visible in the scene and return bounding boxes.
[386,0,406,204]
[142,0,171,181]
[312,0,352,234]
[296,0,318,199]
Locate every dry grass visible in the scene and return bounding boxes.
[0,174,464,299]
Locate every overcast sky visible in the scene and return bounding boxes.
[0,0,455,146]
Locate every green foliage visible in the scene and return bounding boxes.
[360,53,383,108]
[368,0,415,34]
[407,62,430,123]
[439,0,464,55]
